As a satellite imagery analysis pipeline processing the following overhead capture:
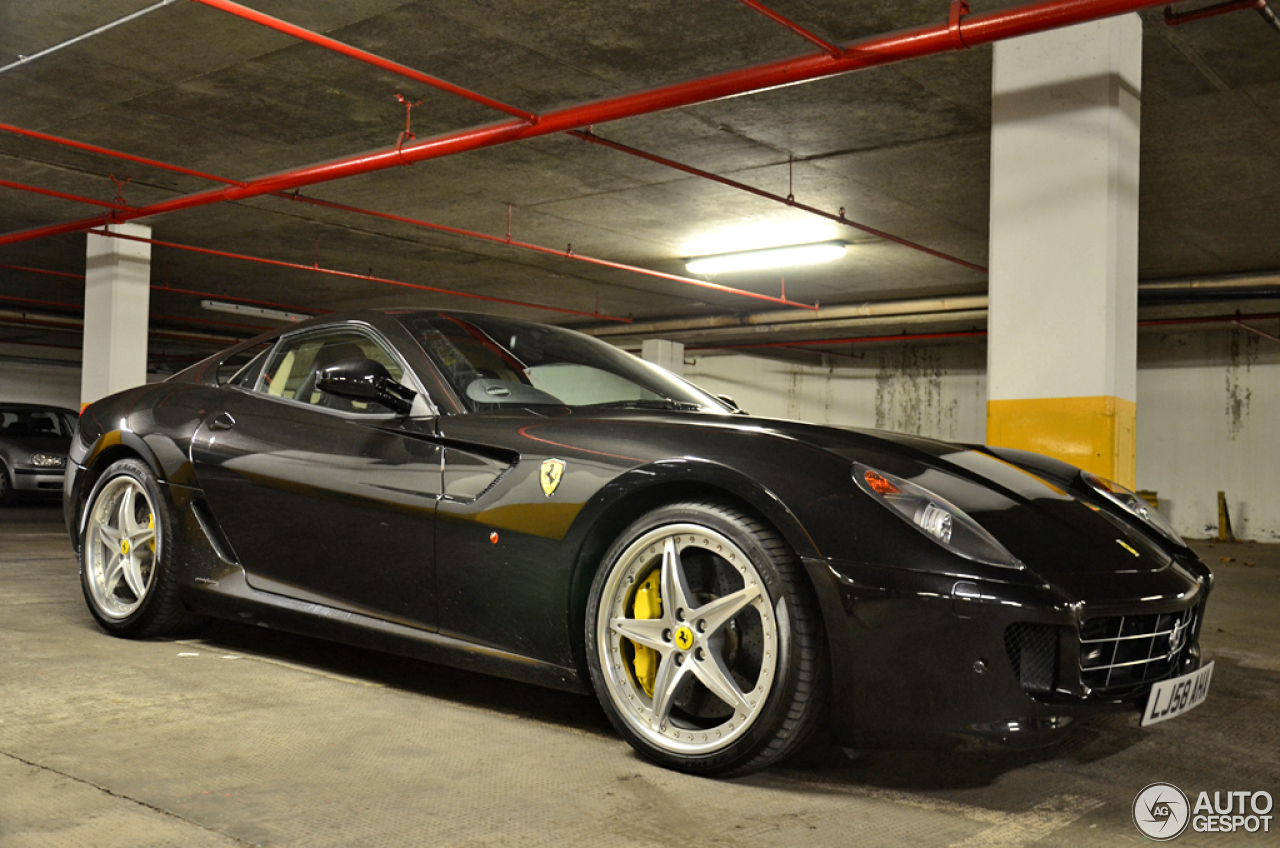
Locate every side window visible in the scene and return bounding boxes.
[221,341,274,386]
[255,328,407,415]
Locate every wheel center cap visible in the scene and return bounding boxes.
[120,539,130,555]
[674,625,694,651]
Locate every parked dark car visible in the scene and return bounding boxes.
[64,310,1213,775]
[0,403,77,505]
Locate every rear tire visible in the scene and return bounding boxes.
[0,464,13,506]
[79,458,199,637]
[586,500,826,776]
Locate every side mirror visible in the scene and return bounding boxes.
[315,358,417,416]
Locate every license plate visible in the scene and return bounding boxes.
[1141,661,1213,727]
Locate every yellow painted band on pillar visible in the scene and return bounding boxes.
[986,395,1136,489]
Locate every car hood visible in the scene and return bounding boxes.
[719,414,1187,597]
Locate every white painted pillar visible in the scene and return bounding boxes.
[986,15,1142,487]
[81,222,151,409]
[641,339,685,376]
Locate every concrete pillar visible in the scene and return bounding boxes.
[81,222,151,409]
[641,339,685,376]
[986,15,1142,487]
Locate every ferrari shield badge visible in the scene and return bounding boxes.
[540,458,566,497]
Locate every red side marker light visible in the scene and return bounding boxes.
[863,470,901,496]
[490,531,499,544]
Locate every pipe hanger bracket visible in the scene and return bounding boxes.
[949,0,971,48]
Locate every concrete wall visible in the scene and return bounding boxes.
[685,329,1280,542]
[0,360,83,410]
[1136,329,1280,543]
[685,342,988,443]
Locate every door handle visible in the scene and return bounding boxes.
[209,412,236,432]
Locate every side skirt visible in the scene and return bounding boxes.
[183,569,588,694]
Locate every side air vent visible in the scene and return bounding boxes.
[190,498,240,565]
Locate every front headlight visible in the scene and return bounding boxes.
[1081,471,1184,546]
[30,454,66,468]
[853,464,1023,568]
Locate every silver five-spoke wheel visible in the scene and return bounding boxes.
[587,501,824,775]
[84,475,157,619]
[598,523,780,754]
[79,458,197,638]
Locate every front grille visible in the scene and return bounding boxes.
[1005,623,1059,695]
[1078,607,1196,695]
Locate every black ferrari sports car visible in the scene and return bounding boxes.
[65,309,1213,775]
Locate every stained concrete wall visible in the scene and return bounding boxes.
[685,329,1280,542]
[1136,329,1280,543]
[685,343,988,443]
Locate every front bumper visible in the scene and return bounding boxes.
[803,555,1208,751]
[12,467,68,494]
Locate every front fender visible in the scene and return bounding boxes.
[569,456,821,563]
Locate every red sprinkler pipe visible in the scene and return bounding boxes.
[84,228,631,323]
[0,178,132,211]
[569,130,987,274]
[0,263,84,279]
[189,0,537,122]
[0,122,243,186]
[0,122,814,312]
[0,123,813,312]
[0,293,272,334]
[734,0,844,56]
[278,193,816,311]
[3,260,324,315]
[0,0,1175,250]
[0,314,243,347]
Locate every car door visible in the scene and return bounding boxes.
[189,322,444,630]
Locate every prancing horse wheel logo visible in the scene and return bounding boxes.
[674,626,694,651]
[540,458,565,497]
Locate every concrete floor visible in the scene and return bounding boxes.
[2,503,1277,848]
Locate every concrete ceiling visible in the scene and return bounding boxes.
[0,1,1277,368]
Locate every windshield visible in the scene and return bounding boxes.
[0,408,75,438]
[399,312,727,413]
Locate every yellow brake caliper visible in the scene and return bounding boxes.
[148,513,155,553]
[630,572,662,697]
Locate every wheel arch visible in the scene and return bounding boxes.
[563,460,822,684]
[71,431,167,551]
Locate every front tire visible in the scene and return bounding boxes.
[586,500,826,776]
[0,463,13,506]
[79,458,198,637]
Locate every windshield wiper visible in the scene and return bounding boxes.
[586,399,705,411]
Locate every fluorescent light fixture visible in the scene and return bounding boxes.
[201,299,310,323]
[686,240,847,274]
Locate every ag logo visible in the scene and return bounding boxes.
[540,458,566,497]
[1133,782,1190,840]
